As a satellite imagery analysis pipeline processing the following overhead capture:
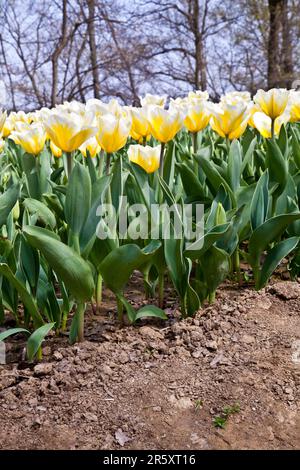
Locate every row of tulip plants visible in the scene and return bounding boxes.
[0,88,300,359]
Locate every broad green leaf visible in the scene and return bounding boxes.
[256,237,299,289]
[0,263,44,327]
[200,245,230,295]
[184,223,230,259]
[135,305,167,321]
[250,170,269,231]
[227,140,242,192]
[99,241,161,293]
[23,226,95,302]
[0,183,20,228]
[116,294,136,323]
[266,139,288,198]
[177,162,206,199]
[248,213,300,267]
[0,328,29,342]
[65,163,91,235]
[196,153,236,207]
[80,175,112,256]
[27,323,55,361]
[20,235,40,293]
[23,198,56,229]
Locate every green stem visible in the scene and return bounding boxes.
[106,152,111,175]
[72,233,80,254]
[36,346,42,361]
[208,291,216,304]
[233,247,241,284]
[117,298,123,322]
[192,132,198,154]
[158,271,164,308]
[159,142,165,178]
[96,273,102,311]
[271,119,275,139]
[271,194,278,217]
[76,302,85,342]
[61,310,68,332]
[66,152,73,178]
[98,149,104,177]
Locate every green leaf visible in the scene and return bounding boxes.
[163,141,176,189]
[135,305,167,321]
[265,139,288,198]
[23,226,95,302]
[257,237,299,289]
[0,263,44,327]
[99,241,161,293]
[177,162,206,199]
[250,170,269,231]
[27,323,55,361]
[0,328,29,342]
[200,245,230,295]
[184,223,230,259]
[20,235,40,293]
[116,293,136,323]
[80,175,113,256]
[23,198,56,229]
[248,213,300,268]
[227,140,242,192]
[65,163,91,235]
[0,183,20,228]
[196,152,236,207]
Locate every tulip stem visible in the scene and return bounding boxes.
[158,271,164,308]
[76,302,85,342]
[106,152,111,175]
[117,298,123,322]
[96,273,102,312]
[192,132,198,154]
[66,152,73,178]
[271,119,275,139]
[159,143,165,178]
[99,150,104,177]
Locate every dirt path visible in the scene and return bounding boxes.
[0,280,299,450]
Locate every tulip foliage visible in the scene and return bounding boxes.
[0,88,300,357]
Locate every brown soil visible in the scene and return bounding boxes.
[0,279,300,450]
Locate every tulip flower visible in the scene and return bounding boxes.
[79,136,101,158]
[129,107,151,139]
[87,98,126,119]
[43,111,97,153]
[187,90,209,102]
[0,138,5,152]
[147,106,184,143]
[221,91,251,104]
[1,117,13,137]
[50,140,62,158]
[252,111,289,139]
[288,91,300,123]
[182,100,212,133]
[253,88,290,120]
[140,94,167,107]
[10,122,46,155]
[128,144,161,173]
[0,109,7,135]
[96,113,131,154]
[210,101,250,140]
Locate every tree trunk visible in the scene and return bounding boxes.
[87,0,100,99]
[191,0,207,90]
[281,0,293,88]
[51,0,68,107]
[267,0,282,88]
